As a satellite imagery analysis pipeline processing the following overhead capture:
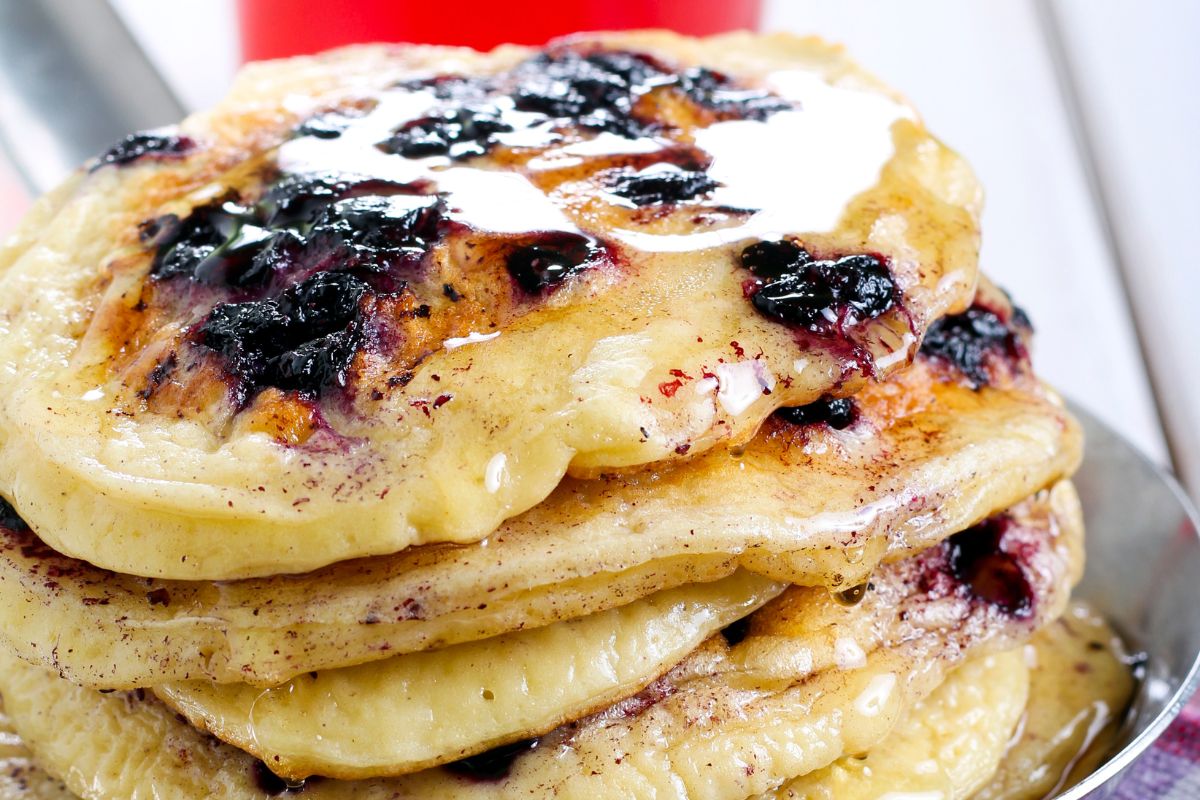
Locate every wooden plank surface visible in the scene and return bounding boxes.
[1048,0,1199,498]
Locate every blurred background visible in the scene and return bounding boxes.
[0,0,1195,500]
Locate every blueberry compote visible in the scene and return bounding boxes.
[92,132,194,170]
[919,305,1028,389]
[945,516,1034,618]
[740,239,895,335]
[444,738,540,782]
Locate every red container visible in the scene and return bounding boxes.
[238,0,763,61]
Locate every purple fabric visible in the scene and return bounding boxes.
[1111,701,1200,799]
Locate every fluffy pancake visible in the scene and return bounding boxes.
[976,601,1136,800]
[0,700,72,800]
[152,483,1075,781]
[0,481,1080,797]
[0,31,982,580]
[155,572,783,779]
[761,648,1029,800]
[0,323,1080,687]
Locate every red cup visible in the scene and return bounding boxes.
[238,0,763,62]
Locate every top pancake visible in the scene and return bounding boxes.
[0,31,981,579]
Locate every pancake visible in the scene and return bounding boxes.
[155,572,783,779]
[0,480,1079,797]
[0,321,1080,688]
[0,31,982,580]
[150,483,1075,781]
[0,700,73,800]
[761,648,1029,800]
[976,601,1137,800]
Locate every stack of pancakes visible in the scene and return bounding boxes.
[0,31,1112,799]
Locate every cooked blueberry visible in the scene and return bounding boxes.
[775,397,856,429]
[267,324,363,391]
[511,50,660,137]
[282,271,369,329]
[199,300,291,364]
[295,113,351,139]
[137,214,181,246]
[258,173,360,227]
[444,738,540,782]
[92,132,195,170]
[151,203,242,280]
[234,230,305,289]
[920,307,1024,389]
[505,233,595,294]
[947,517,1034,618]
[743,243,895,333]
[198,272,370,397]
[251,761,306,795]
[303,196,443,271]
[719,617,751,647]
[0,496,29,533]
[740,240,811,281]
[190,219,276,287]
[378,107,514,160]
[609,165,718,206]
[680,67,791,120]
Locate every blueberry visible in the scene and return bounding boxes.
[774,397,856,429]
[92,132,195,170]
[505,233,596,294]
[444,738,540,782]
[609,165,718,206]
[743,242,895,334]
[378,107,514,160]
[947,517,1034,618]
[680,67,791,121]
[740,240,812,281]
[150,203,238,280]
[303,196,443,271]
[198,272,370,398]
[0,496,29,533]
[920,307,1024,389]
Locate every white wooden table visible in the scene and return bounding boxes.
[6,0,1198,499]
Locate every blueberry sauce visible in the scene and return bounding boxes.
[919,306,1027,389]
[444,738,540,782]
[0,497,28,533]
[741,239,895,334]
[946,517,1034,618]
[92,132,194,170]
[609,165,718,206]
[774,397,857,429]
